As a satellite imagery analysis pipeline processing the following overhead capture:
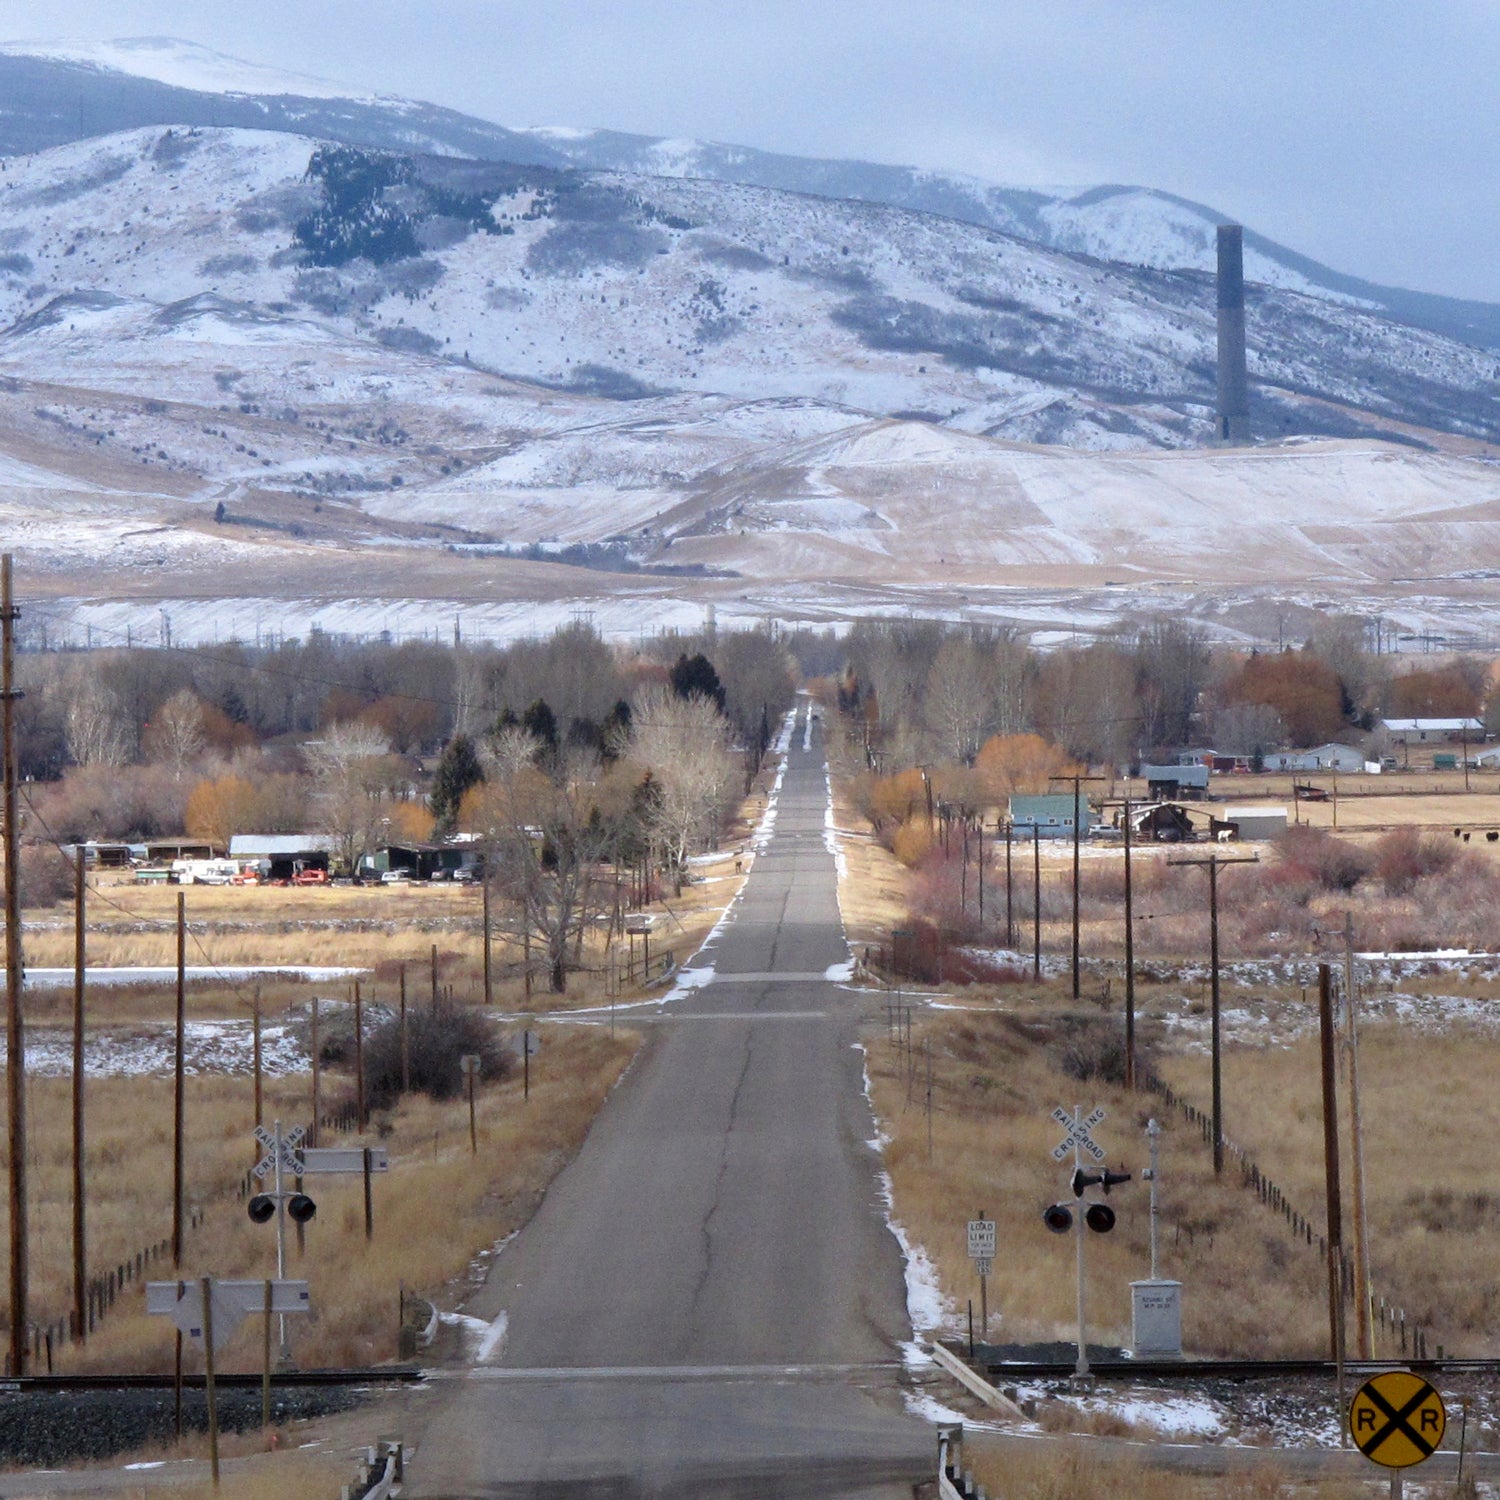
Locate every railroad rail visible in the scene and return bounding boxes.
[0,1366,425,1391]
[976,1354,1500,1381]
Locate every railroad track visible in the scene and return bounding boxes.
[978,1355,1500,1381]
[0,1366,425,1391]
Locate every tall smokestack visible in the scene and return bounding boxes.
[1216,224,1250,444]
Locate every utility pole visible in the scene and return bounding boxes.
[481,859,493,1007]
[1122,789,1136,1089]
[353,981,366,1133]
[1167,852,1257,1175]
[1050,774,1104,1000]
[1343,912,1373,1360]
[1318,963,1347,1417]
[1003,819,1014,950]
[71,848,86,1344]
[2,556,25,1375]
[172,891,186,1267]
[1031,824,1042,982]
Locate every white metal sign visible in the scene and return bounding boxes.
[147,1279,310,1351]
[300,1146,390,1175]
[974,1256,993,1278]
[252,1123,306,1180]
[966,1219,996,1259]
[1051,1104,1106,1162]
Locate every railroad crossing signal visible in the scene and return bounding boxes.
[1349,1370,1446,1468]
[1052,1105,1106,1162]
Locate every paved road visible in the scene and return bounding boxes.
[405,710,933,1497]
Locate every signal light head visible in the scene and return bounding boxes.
[1084,1203,1116,1234]
[246,1194,275,1224]
[1042,1203,1073,1234]
[287,1194,317,1224]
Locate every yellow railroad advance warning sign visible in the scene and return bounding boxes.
[1349,1370,1446,1468]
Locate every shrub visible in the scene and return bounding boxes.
[1372,826,1458,895]
[1055,1022,1131,1086]
[1272,825,1372,892]
[360,1007,512,1109]
[891,818,935,866]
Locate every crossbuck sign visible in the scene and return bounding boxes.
[253,1124,305,1180]
[1052,1105,1106,1162]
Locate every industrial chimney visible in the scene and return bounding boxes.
[1215,224,1250,444]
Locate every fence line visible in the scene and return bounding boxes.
[1142,1069,1437,1360]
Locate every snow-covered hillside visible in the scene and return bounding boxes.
[0,124,1497,654]
[0,37,391,103]
[3,127,1497,455]
[3,38,1500,352]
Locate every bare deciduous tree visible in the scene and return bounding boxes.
[465,747,613,993]
[144,689,207,778]
[629,685,737,888]
[304,721,394,871]
[64,670,131,768]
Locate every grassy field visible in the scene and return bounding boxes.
[837,761,1500,1366]
[0,1022,640,1373]
[864,1000,1335,1359]
[962,1440,1379,1498]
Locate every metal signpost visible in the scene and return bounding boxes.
[966,1214,995,1338]
[1054,1105,1104,1378]
[248,1123,391,1352]
[1349,1370,1446,1497]
[1130,1117,1182,1359]
[1044,1105,1129,1380]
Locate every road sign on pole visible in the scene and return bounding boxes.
[148,1278,311,1352]
[974,1256,993,1278]
[1350,1370,1446,1469]
[966,1219,996,1259]
[1052,1105,1106,1162]
[300,1146,390,1175]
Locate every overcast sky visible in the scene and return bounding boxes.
[14,1,1500,302]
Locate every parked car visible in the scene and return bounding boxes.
[380,868,413,885]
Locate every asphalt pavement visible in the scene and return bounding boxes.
[403,708,934,1497]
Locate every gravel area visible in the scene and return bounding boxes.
[0,1386,368,1467]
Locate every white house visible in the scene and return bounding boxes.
[1378,718,1482,745]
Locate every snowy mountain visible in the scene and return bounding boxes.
[4,38,1499,352]
[2,127,1497,457]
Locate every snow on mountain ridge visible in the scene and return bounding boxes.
[0,37,393,104]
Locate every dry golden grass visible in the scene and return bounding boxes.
[830,783,919,947]
[107,1451,347,1499]
[963,1439,1376,1499]
[865,1003,1331,1358]
[0,1022,640,1373]
[19,787,763,1020]
[1156,1022,1500,1356]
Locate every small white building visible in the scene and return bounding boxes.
[1217,805,1289,841]
[1263,743,1366,773]
[1379,718,1482,745]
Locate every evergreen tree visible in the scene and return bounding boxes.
[669,653,725,711]
[521,697,559,752]
[429,733,484,833]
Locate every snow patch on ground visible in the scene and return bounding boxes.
[475,1311,508,1364]
[855,1041,955,1352]
[26,963,367,989]
[27,1018,306,1078]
